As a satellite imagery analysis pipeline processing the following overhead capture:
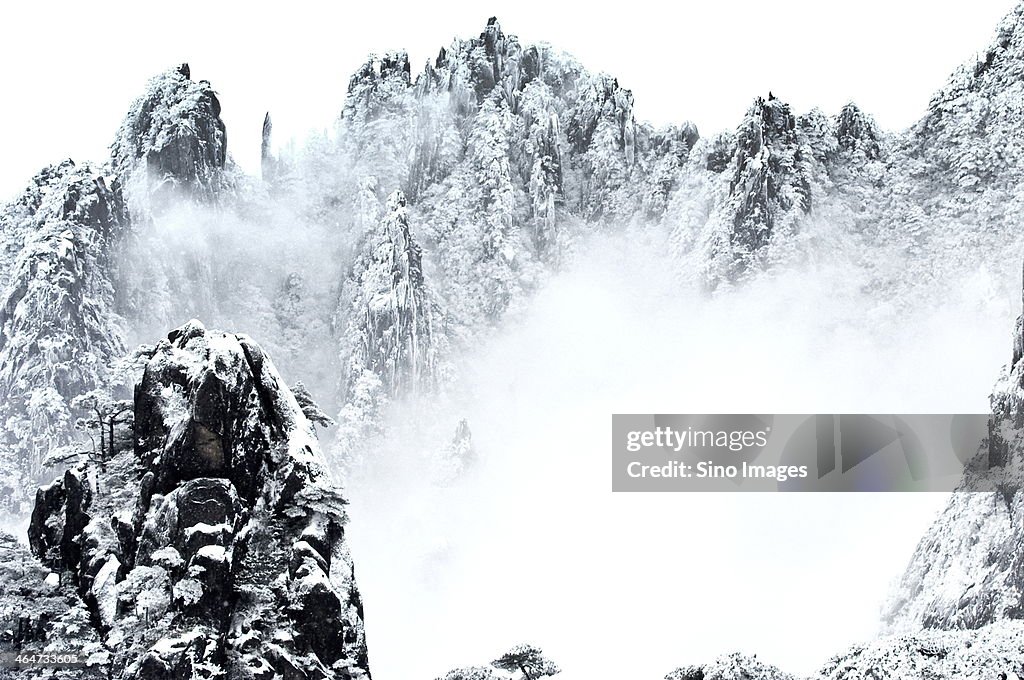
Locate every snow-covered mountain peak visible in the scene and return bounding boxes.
[111,62,229,206]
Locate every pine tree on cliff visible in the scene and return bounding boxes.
[0,161,128,511]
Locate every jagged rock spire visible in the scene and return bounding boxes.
[341,190,441,401]
[835,102,881,159]
[720,95,811,276]
[261,111,275,182]
[111,64,228,205]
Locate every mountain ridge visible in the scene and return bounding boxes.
[2,6,1024,678]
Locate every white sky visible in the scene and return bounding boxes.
[0,0,1017,200]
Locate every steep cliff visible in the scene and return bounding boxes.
[322,17,691,328]
[339,190,441,403]
[0,160,128,511]
[881,273,1024,633]
[112,63,229,206]
[24,321,369,680]
[873,7,1024,632]
[335,190,444,473]
[0,60,236,512]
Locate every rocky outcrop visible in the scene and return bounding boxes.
[672,95,813,287]
[0,161,127,398]
[28,466,92,566]
[835,103,882,160]
[913,3,1024,190]
[340,190,442,403]
[0,160,128,507]
[0,60,237,508]
[816,621,1024,680]
[111,63,228,204]
[26,321,370,680]
[881,274,1024,633]
[724,96,811,270]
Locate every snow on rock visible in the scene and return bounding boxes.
[882,272,1024,633]
[835,103,882,160]
[111,63,229,206]
[0,160,127,509]
[671,94,813,288]
[28,466,92,570]
[341,190,442,400]
[335,189,447,474]
[334,16,697,329]
[914,3,1024,191]
[24,321,370,679]
[91,555,121,629]
[816,620,1024,679]
[665,653,793,680]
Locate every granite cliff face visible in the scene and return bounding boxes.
[0,64,231,509]
[112,63,229,205]
[339,190,441,403]
[0,160,128,509]
[880,274,1024,634]
[25,321,369,680]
